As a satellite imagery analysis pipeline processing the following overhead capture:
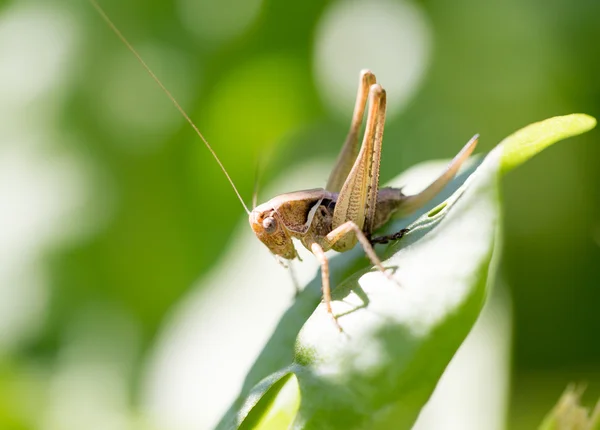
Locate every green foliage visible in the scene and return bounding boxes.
[499,114,596,174]
[2,0,599,427]
[217,114,595,429]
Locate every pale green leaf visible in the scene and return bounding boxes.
[217,114,595,429]
[499,113,596,174]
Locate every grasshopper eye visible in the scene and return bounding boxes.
[262,216,277,234]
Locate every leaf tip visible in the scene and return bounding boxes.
[575,113,597,131]
[499,113,597,174]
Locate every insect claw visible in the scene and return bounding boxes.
[384,269,402,289]
[331,313,344,332]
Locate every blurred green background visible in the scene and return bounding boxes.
[0,0,598,428]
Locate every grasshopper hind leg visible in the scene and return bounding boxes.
[326,70,377,193]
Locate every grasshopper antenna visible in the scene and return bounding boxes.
[89,0,251,214]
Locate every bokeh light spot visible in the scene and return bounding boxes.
[0,4,76,114]
[0,141,91,352]
[314,0,432,118]
[177,0,263,43]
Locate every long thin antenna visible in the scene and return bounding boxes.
[89,0,251,214]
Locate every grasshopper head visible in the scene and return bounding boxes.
[249,207,297,260]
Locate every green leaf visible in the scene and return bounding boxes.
[217,114,596,430]
[498,114,596,174]
[238,373,301,430]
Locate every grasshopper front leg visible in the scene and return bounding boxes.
[309,220,398,331]
[309,242,340,331]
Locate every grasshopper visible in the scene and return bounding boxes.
[250,71,477,329]
[91,1,478,330]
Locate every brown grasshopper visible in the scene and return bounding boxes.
[250,70,478,329]
[91,1,478,330]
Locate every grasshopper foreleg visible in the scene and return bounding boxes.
[287,260,302,296]
[326,221,400,286]
[309,219,399,331]
[309,242,342,331]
